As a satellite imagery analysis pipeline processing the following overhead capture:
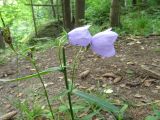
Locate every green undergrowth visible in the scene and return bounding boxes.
[119,7,160,36]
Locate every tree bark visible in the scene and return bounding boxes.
[75,0,85,27]
[62,0,72,30]
[110,0,121,27]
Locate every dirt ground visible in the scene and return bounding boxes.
[0,36,160,120]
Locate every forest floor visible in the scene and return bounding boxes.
[0,36,160,120]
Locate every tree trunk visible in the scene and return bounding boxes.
[62,0,72,30]
[0,30,5,50]
[75,0,85,27]
[110,0,121,27]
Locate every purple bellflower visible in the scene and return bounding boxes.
[67,26,118,58]
[91,29,118,57]
[68,25,92,47]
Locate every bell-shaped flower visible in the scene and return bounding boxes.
[91,29,118,57]
[68,25,92,47]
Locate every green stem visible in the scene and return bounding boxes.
[62,47,74,120]
[31,60,55,120]
[0,12,5,27]
[71,47,82,90]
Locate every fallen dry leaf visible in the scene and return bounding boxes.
[143,79,155,87]
[30,69,36,72]
[113,99,122,105]
[17,93,23,97]
[113,76,122,83]
[134,94,145,98]
[44,82,54,87]
[104,89,113,94]
[126,81,141,87]
[0,86,3,90]
[79,70,90,79]
[120,84,126,88]
[78,112,88,118]
[127,62,135,65]
[151,90,158,94]
[5,104,11,109]
[87,85,96,91]
[78,86,87,89]
[0,111,17,120]
[102,73,116,78]
[102,83,108,88]
[156,86,160,90]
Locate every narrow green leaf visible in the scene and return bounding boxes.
[118,104,128,120]
[145,116,157,120]
[73,90,120,115]
[81,109,100,120]
[0,67,63,82]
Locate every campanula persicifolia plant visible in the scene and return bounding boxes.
[2,25,123,120]
[66,25,118,119]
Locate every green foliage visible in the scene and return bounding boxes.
[0,2,33,41]
[86,0,111,25]
[145,107,160,120]
[12,99,46,120]
[147,0,160,6]
[73,89,127,119]
[117,10,160,36]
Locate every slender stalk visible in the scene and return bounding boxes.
[71,47,82,90]
[0,12,5,27]
[62,47,74,120]
[31,59,55,120]
[11,47,55,119]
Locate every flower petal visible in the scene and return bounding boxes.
[91,30,118,57]
[68,25,92,47]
